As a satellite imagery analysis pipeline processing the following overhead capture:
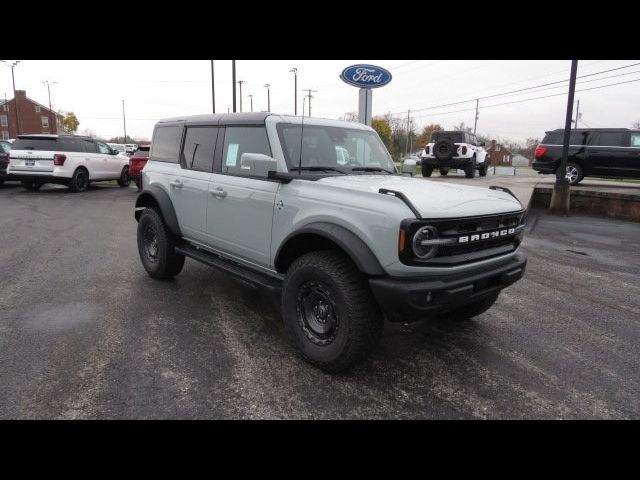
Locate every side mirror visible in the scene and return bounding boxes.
[240,153,278,177]
[402,158,417,177]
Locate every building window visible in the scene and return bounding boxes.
[0,115,7,127]
[35,105,41,113]
[496,145,501,151]
[42,116,49,128]
[1,131,8,140]
[2,104,7,112]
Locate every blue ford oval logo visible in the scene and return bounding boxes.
[340,64,392,89]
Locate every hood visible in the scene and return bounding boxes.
[317,175,523,218]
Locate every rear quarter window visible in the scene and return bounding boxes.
[150,126,182,163]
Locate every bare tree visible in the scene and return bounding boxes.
[633,120,640,129]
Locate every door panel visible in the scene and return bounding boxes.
[586,131,629,177]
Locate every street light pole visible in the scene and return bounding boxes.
[122,99,127,144]
[549,60,579,215]
[2,60,21,136]
[248,94,253,112]
[232,60,236,113]
[302,89,316,117]
[264,84,270,111]
[41,80,58,133]
[211,60,215,113]
[289,68,297,115]
[237,80,245,112]
[473,98,479,135]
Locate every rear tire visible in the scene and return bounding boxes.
[440,292,500,321]
[421,163,433,177]
[68,168,89,192]
[117,166,131,187]
[21,181,42,191]
[439,168,449,176]
[281,250,383,372]
[565,161,583,185]
[137,208,185,279]
[465,157,477,178]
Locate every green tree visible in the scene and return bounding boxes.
[416,123,443,148]
[372,116,392,151]
[63,112,79,134]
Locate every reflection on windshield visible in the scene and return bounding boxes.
[277,123,396,173]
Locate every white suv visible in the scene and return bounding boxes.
[421,131,489,178]
[7,134,131,192]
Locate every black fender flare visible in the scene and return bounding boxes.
[134,186,182,237]
[276,222,385,276]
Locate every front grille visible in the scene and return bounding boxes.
[402,211,525,267]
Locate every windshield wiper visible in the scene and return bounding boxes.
[351,166,395,174]
[290,166,349,174]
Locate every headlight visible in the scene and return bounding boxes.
[412,225,440,259]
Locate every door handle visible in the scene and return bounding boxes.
[170,180,183,189]
[210,187,227,198]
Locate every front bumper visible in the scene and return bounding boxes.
[369,252,527,322]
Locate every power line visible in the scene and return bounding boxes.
[386,61,640,116]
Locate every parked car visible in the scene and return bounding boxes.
[533,128,640,185]
[124,144,138,155]
[7,134,131,192]
[0,139,12,185]
[107,143,127,155]
[420,131,488,178]
[134,113,527,372]
[129,144,150,189]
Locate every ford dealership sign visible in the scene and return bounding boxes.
[340,64,392,89]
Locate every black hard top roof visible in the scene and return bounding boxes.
[157,112,272,125]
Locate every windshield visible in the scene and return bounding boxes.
[277,123,396,173]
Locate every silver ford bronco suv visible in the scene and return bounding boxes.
[135,113,527,372]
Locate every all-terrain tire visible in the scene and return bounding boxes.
[137,208,185,279]
[439,168,449,176]
[281,250,383,372]
[478,163,488,177]
[117,166,131,187]
[465,157,477,178]
[421,163,433,177]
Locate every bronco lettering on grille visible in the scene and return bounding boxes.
[458,228,516,244]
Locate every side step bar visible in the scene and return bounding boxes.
[175,244,283,292]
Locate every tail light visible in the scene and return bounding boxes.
[53,154,67,166]
[535,147,547,159]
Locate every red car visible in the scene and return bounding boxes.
[129,145,150,190]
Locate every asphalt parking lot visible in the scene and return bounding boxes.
[1,181,639,419]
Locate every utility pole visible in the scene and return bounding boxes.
[248,94,253,112]
[302,96,306,117]
[237,80,245,112]
[574,99,580,129]
[474,98,479,135]
[549,60,579,215]
[41,80,58,133]
[302,89,316,117]
[122,99,127,144]
[289,68,297,115]
[406,110,411,155]
[210,60,215,113]
[232,60,237,113]
[264,84,270,111]
[2,60,21,136]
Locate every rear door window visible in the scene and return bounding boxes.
[151,126,182,163]
[591,132,627,147]
[59,137,85,152]
[82,139,99,153]
[630,133,640,147]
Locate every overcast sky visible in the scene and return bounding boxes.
[2,60,639,142]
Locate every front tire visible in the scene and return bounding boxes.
[281,250,383,372]
[68,168,89,192]
[137,208,185,279]
[440,292,500,321]
[117,166,131,187]
[21,181,42,191]
[421,163,433,177]
[478,163,488,177]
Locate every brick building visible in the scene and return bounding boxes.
[0,90,64,140]
[484,140,514,166]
